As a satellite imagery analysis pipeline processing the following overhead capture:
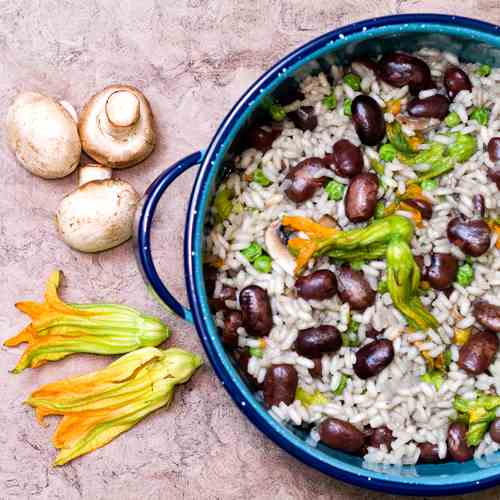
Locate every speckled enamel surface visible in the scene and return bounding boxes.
[1,2,500,499]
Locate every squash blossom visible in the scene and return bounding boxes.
[4,271,169,372]
[26,346,203,465]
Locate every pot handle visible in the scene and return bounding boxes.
[135,151,204,324]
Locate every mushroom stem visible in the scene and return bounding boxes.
[59,100,78,123]
[99,90,141,140]
[79,164,113,186]
[265,221,296,276]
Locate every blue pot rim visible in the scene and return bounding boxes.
[180,14,500,496]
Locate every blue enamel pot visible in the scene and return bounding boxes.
[136,14,500,495]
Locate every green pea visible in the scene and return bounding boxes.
[322,93,337,110]
[254,255,273,273]
[377,279,388,294]
[343,98,352,117]
[253,168,272,186]
[477,64,491,77]
[444,112,461,128]
[374,201,385,219]
[469,106,490,126]
[379,143,397,162]
[269,103,286,122]
[343,73,361,91]
[249,346,264,358]
[325,180,346,201]
[241,242,263,263]
[420,179,438,192]
[456,262,474,287]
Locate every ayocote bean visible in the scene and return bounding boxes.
[489,418,500,444]
[289,106,317,131]
[345,173,379,223]
[329,139,364,178]
[418,442,442,463]
[309,358,323,378]
[444,66,472,100]
[295,270,337,300]
[263,364,298,408]
[236,349,262,389]
[246,124,281,152]
[458,330,498,375]
[447,217,491,257]
[488,137,500,162]
[472,194,486,217]
[319,417,365,453]
[296,325,342,358]
[487,168,500,190]
[377,52,433,95]
[354,339,394,379]
[368,426,394,450]
[426,253,458,290]
[337,266,376,311]
[407,94,449,120]
[285,157,327,203]
[447,422,474,462]
[221,310,243,348]
[473,301,500,332]
[403,198,433,220]
[239,285,273,337]
[351,95,386,146]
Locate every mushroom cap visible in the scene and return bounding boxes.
[78,84,155,168]
[6,92,81,179]
[56,179,140,252]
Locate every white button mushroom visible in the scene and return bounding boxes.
[78,85,155,168]
[56,164,140,253]
[6,92,81,179]
[265,221,296,276]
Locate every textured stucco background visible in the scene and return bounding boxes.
[1,1,500,499]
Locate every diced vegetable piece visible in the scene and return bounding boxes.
[333,374,350,395]
[322,93,337,110]
[454,328,471,346]
[456,261,474,287]
[444,112,461,127]
[343,73,362,91]
[421,369,444,390]
[448,132,477,162]
[214,187,233,222]
[325,180,346,201]
[254,255,273,273]
[261,96,286,121]
[296,387,329,407]
[421,179,438,191]
[343,98,352,116]
[469,106,490,126]
[377,279,388,294]
[386,120,416,155]
[379,143,397,162]
[253,168,272,186]
[477,64,491,77]
[249,346,264,358]
[241,242,263,262]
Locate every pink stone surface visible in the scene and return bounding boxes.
[1,1,500,498]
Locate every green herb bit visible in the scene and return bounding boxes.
[443,348,452,371]
[420,179,438,192]
[261,96,286,121]
[249,346,264,358]
[333,374,350,396]
[456,262,474,287]
[322,93,337,110]
[214,187,233,222]
[254,255,273,273]
[444,112,461,128]
[341,320,360,347]
[477,64,491,77]
[325,180,346,201]
[448,132,478,163]
[377,279,388,294]
[421,369,444,391]
[379,143,397,162]
[253,168,272,186]
[241,242,263,263]
[370,159,385,176]
[386,120,415,155]
[351,260,365,271]
[343,73,361,91]
[374,201,385,219]
[469,106,490,126]
[296,387,329,407]
[343,98,352,117]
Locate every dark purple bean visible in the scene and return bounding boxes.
[204,264,218,297]
[354,339,394,379]
[414,255,427,279]
[309,358,323,378]
[366,325,381,339]
[221,310,243,348]
[368,426,394,450]
[487,168,500,190]
[296,325,342,359]
[403,198,433,220]
[246,124,281,152]
[285,157,327,203]
[458,330,498,375]
[488,137,500,163]
[263,364,298,408]
[345,173,379,223]
[447,422,474,462]
[209,285,237,312]
[472,194,486,218]
[444,66,473,100]
[426,253,458,291]
[377,52,434,95]
[328,139,364,178]
[295,270,337,301]
[337,266,376,311]
[489,418,500,443]
[289,106,317,131]
[351,95,386,146]
[319,417,365,453]
[473,301,500,333]
[407,95,449,120]
[447,217,491,257]
[239,286,273,337]
[317,214,337,228]
[418,442,442,463]
[236,349,261,389]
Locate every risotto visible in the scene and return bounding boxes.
[204,49,500,467]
